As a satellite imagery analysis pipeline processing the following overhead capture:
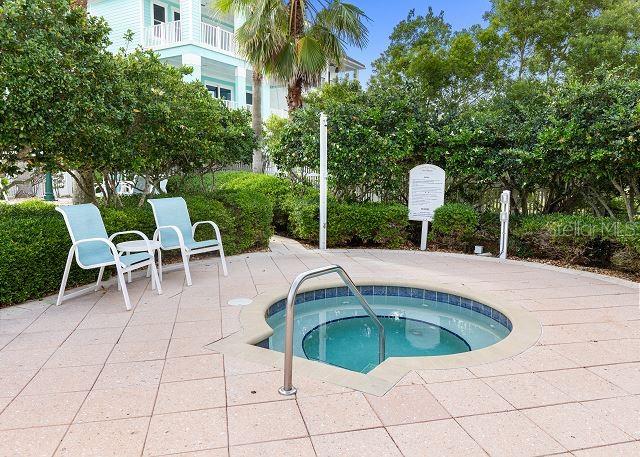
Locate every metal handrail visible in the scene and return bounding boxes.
[278,265,385,396]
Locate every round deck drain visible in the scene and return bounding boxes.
[228,298,253,307]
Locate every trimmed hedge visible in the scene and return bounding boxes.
[512,214,640,270]
[428,205,640,272]
[168,171,299,230]
[0,192,273,306]
[283,194,409,248]
[432,203,479,248]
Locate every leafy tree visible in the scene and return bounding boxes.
[542,68,640,221]
[486,0,640,81]
[0,0,117,202]
[0,0,255,207]
[269,81,433,202]
[371,8,508,108]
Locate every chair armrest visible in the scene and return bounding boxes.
[109,231,152,252]
[153,225,186,249]
[192,221,222,241]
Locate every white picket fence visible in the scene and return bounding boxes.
[5,172,74,199]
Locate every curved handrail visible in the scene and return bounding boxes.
[278,265,385,396]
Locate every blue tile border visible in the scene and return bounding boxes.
[266,285,513,331]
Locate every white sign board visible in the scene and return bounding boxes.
[408,164,446,222]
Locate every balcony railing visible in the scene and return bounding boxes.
[201,22,236,54]
[144,20,182,47]
[143,21,237,55]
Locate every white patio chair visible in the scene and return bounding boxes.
[148,197,228,286]
[56,204,162,310]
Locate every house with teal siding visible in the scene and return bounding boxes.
[87,0,365,118]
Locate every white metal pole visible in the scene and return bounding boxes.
[420,221,429,251]
[499,190,511,260]
[319,113,328,250]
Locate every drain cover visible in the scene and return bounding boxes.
[227,298,252,307]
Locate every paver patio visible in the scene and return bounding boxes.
[0,238,638,456]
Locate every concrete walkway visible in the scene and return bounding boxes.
[0,241,638,456]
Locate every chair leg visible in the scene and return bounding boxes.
[116,264,132,311]
[218,243,228,277]
[150,260,162,295]
[56,249,74,306]
[158,249,163,283]
[95,266,105,291]
[182,249,193,286]
[127,251,132,283]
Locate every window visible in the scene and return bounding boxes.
[206,85,219,98]
[173,11,181,21]
[153,4,166,25]
[206,84,233,103]
[246,92,253,106]
[219,88,232,101]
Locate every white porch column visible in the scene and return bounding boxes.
[182,53,202,83]
[180,0,201,43]
[235,66,247,109]
[261,77,271,119]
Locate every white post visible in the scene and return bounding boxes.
[420,221,429,251]
[319,113,328,250]
[235,66,247,109]
[499,190,511,260]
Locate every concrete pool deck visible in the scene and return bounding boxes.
[0,238,638,456]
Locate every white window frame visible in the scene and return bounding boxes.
[152,1,168,25]
[206,82,234,101]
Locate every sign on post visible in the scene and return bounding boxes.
[408,164,446,251]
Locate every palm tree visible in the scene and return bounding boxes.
[215,1,369,112]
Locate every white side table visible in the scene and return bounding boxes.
[116,240,162,284]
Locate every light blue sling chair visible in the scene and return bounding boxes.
[148,197,228,286]
[56,204,162,310]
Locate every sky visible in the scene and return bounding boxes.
[345,1,492,83]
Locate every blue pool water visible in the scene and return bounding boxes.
[264,286,511,374]
[302,316,471,373]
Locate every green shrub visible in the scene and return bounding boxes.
[168,171,300,231]
[431,203,479,247]
[0,193,273,306]
[284,194,409,248]
[511,214,638,268]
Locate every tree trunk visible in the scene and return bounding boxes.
[287,77,304,111]
[612,177,636,222]
[252,72,264,173]
[70,0,95,204]
[287,0,305,112]
[72,170,96,204]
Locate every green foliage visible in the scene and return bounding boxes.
[0,193,273,305]
[541,69,640,220]
[0,0,255,205]
[431,203,479,244]
[168,171,301,231]
[270,81,431,203]
[0,0,117,185]
[283,194,409,248]
[511,214,639,269]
